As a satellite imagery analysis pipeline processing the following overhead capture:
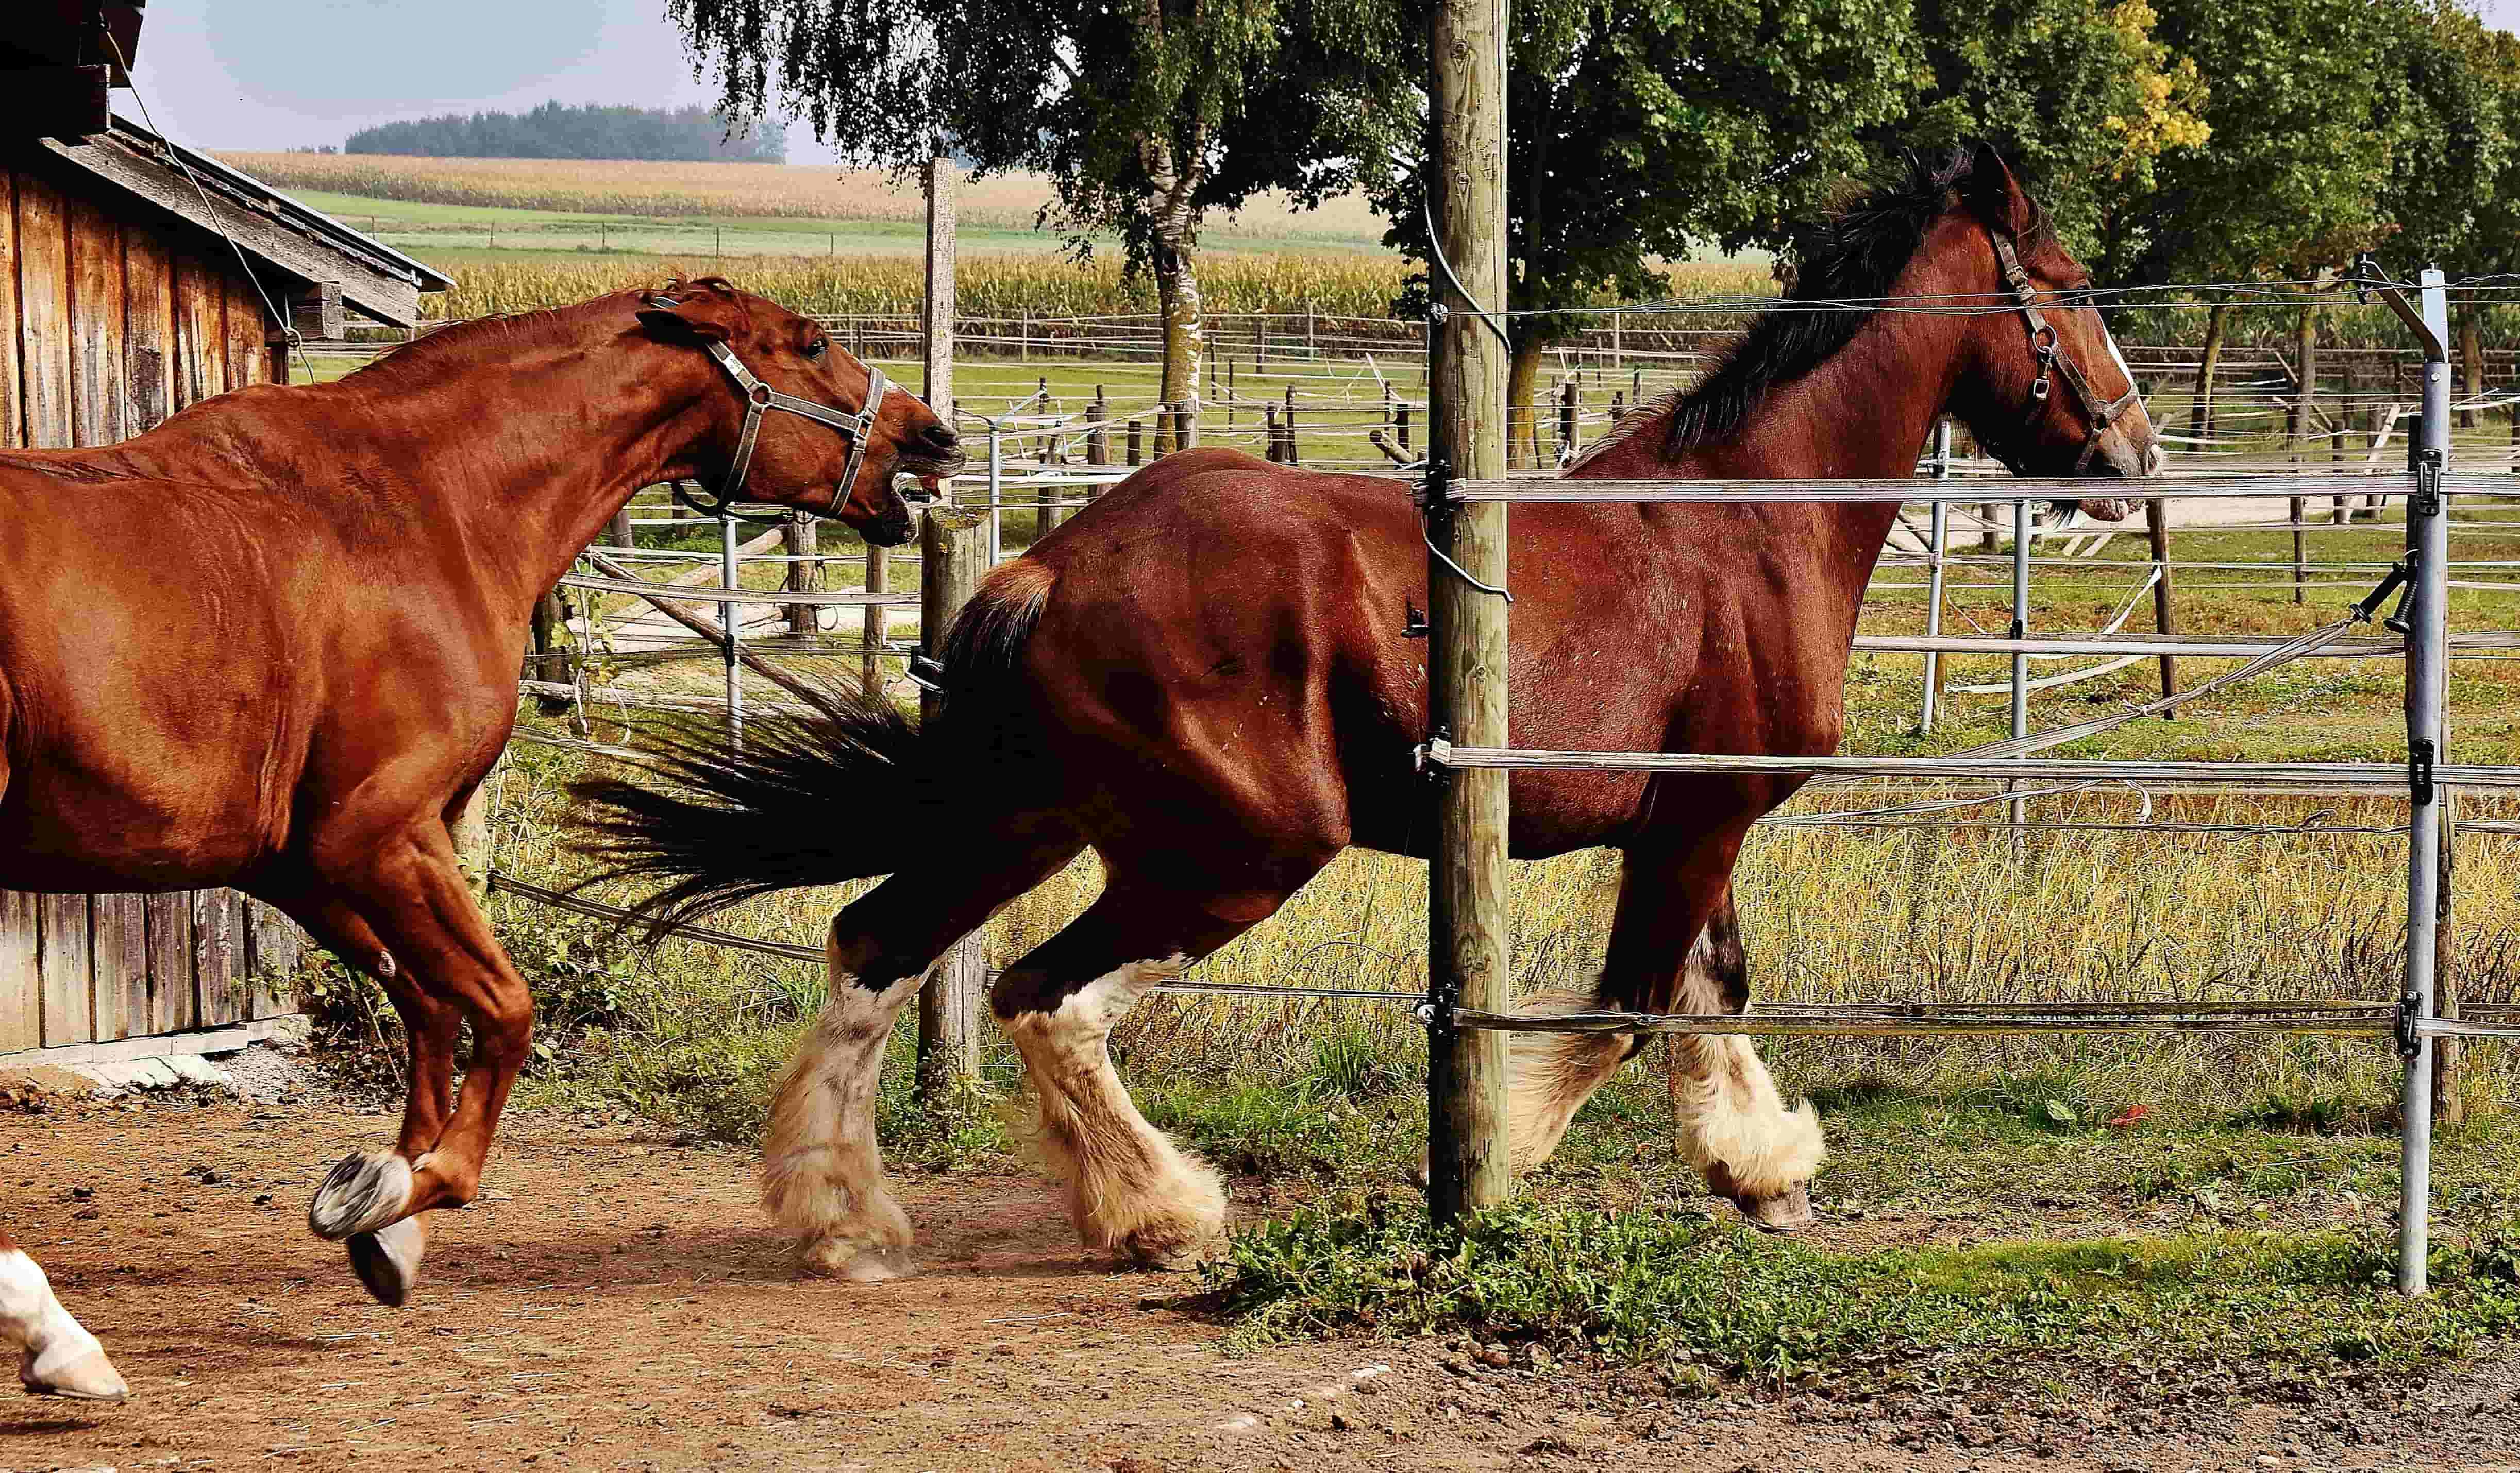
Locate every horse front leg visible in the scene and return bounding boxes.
[304,822,533,1305]
[1505,852,1822,1229]
[1,1231,126,1400]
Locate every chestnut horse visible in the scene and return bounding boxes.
[2,1230,123,1399]
[0,277,960,1318]
[575,146,2158,1278]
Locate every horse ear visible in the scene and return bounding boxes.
[636,293,741,345]
[1959,142,2035,240]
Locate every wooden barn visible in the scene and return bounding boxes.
[0,4,451,1072]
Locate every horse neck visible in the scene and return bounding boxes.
[1576,303,1967,599]
[165,326,719,608]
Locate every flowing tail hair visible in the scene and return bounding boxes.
[567,558,1059,929]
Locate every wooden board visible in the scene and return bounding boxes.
[37,895,91,1047]
[145,892,193,1034]
[90,895,146,1041]
[172,250,223,408]
[14,170,73,448]
[0,167,21,449]
[122,225,173,429]
[0,892,37,1052]
[224,268,266,390]
[246,900,298,1017]
[193,887,239,1026]
[64,191,125,445]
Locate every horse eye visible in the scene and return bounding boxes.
[804,339,827,360]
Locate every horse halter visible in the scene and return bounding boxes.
[649,294,893,522]
[1988,231,2142,475]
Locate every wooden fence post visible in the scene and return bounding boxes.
[1283,385,1299,467]
[1127,414,1143,466]
[917,146,985,1099]
[783,517,821,636]
[1088,387,1110,487]
[1557,379,1576,462]
[1425,0,1513,1227]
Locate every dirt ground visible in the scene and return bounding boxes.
[8,1091,2520,1472]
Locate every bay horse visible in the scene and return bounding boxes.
[573,145,2158,1278]
[0,277,961,1316]
[2,1231,123,1399]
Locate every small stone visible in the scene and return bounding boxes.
[1330,1411,1351,1432]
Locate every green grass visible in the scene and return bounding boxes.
[1216,1196,2520,1386]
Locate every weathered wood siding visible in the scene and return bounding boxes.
[0,146,300,1054]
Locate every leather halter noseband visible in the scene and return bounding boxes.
[1988,231,2142,475]
[648,294,893,521]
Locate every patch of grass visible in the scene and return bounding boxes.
[1215,1196,2520,1385]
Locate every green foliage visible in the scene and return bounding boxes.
[347,102,784,163]
[1218,1197,2520,1381]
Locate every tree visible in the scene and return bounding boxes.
[1378,0,1927,465]
[671,0,1417,438]
[2120,0,2417,436]
[1892,0,2209,271]
[346,103,784,162]
[2379,1,2520,420]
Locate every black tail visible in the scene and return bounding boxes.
[566,558,1057,928]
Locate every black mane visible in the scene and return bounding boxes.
[1636,146,2046,461]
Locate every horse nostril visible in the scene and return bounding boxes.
[922,424,960,451]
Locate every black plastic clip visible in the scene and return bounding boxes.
[1414,726,1451,779]
[1403,600,1429,639]
[908,651,946,694]
[2355,557,2411,629]
[2396,989,2426,1060]
[2349,252,2381,307]
[2410,736,2437,806]
[2415,448,2445,519]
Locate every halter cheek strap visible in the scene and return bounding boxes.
[1990,232,2143,475]
[648,295,893,521]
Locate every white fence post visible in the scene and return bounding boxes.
[2399,267,2452,1295]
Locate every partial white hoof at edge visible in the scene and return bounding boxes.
[347,1214,430,1307]
[21,1339,129,1402]
[308,1150,414,1241]
[798,1239,919,1283]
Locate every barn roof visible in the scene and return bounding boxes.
[35,116,453,328]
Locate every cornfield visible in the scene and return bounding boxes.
[215,152,1386,238]
[429,251,1426,322]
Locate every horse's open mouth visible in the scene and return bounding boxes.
[898,449,970,479]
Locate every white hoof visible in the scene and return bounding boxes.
[347,1214,429,1307]
[308,1150,414,1241]
[21,1339,128,1401]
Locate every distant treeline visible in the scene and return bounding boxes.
[345,103,783,163]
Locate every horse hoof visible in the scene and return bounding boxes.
[799,1239,919,1283]
[309,1150,413,1241]
[21,1343,129,1402]
[347,1215,429,1307]
[1117,1225,1225,1273]
[1735,1182,1815,1234]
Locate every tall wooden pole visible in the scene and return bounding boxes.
[917,148,987,1098]
[1425,0,1513,1226]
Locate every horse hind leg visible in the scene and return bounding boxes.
[993,868,1313,1269]
[0,1233,127,1401]
[765,829,1084,1280]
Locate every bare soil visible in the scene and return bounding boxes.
[6,1093,2520,1472]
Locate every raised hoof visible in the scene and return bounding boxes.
[347,1215,429,1307]
[1734,1181,1815,1234]
[21,1343,129,1402]
[309,1150,414,1241]
[798,1240,919,1283]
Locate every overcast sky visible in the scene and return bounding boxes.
[129,0,2520,163]
[127,0,847,162]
